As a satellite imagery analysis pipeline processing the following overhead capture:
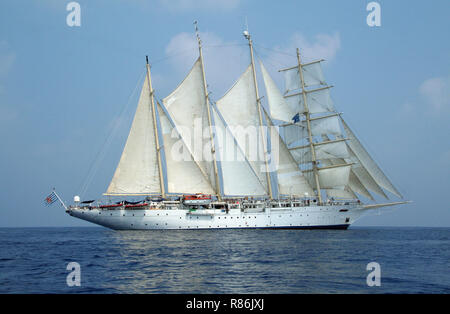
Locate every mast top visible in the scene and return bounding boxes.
[243,30,250,41]
[146,55,149,65]
[193,20,201,47]
[243,17,251,41]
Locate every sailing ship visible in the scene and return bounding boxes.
[65,26,408,230]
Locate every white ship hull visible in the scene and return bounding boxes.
[66,204,366,230]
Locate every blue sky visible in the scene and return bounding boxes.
[0,0,449,227]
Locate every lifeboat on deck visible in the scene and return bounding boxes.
[182,194,212,205]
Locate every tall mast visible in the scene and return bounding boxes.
[145,56,166,198]
[194,21,222,201]
[296,48,322,203]
[244,30,274,200]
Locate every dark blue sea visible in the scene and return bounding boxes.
[0,227,449,294]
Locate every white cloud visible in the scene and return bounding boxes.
[419,76,450,111]
[397,75,450,117]
[159,0,241,11]
[267,32,341,66]
[289,32,341,63]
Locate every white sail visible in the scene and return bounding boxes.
[260,61,298,122]
[276,148,315,197]
[290,140,349,164]
[158,104,215,195]
[342,118,402,198]
[284,67,300,94]
[264,110,314,197]
[212,106,266,196]
[282,61,326,93]
[346,145,388,199]
[326,188,357,199]
[348,170,374,200]
[285,87,334,114]
[317,165,351,189]
[282,115,342,146]
[162,58,216,191]
[321,147,374,201]
[106,75,161,195]
[283,123,306,146]
[302,61,326,87]
[310,115,342,137]
[215,65,268,193]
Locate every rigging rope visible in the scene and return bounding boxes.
[78,69,147,199]
[150,48,197,65]
[253,43,297,59]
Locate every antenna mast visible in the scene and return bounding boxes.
[194,21,222,201]
[296,48,322,203]
[244,29,274,200]
[145,56,166,198]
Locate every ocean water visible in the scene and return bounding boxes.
[0,227,449,294]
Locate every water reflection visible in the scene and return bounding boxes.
[99,229,369,293]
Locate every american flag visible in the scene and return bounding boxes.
[44,191,58,206]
